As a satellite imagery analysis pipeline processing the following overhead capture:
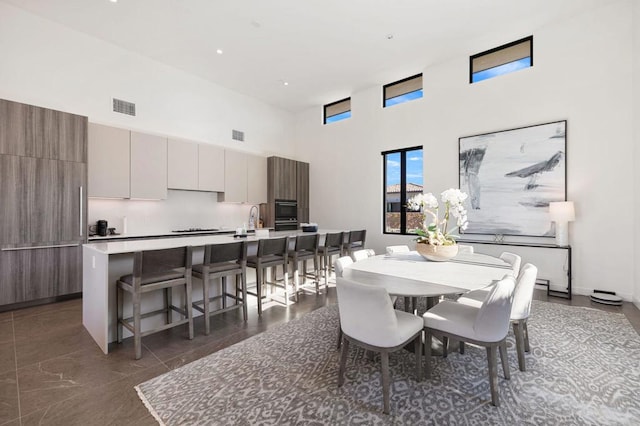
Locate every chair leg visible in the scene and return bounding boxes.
[513,320,526,372]
[486,345,500,407]
[240,272,248,322]
[133,292,142,360]
[323,253,329,287]
[523,320,530,353]
[235,273,240,306]
[163,288,171,324]
[221,276,227,309]
[203,275,211,335]
[442,336,449,358]
[116,286,123,344]
[414,333,422,381]
[499,340,510,379]
[185,278,194,340]
[459,342,465,354]
[380,351,391,415]
[166,287,173,323]
[283,264,291,302]
[424,330,432,379]
[256,266,263,316]
[336,322,343,349]
[338,338,350,387]
[314,256,320,293]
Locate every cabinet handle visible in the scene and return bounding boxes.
[79,186,84,237]
[2,243,80,252]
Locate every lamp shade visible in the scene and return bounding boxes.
[549,201,575,222]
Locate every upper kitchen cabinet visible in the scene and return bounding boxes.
[268,156,297,200]
[168,138,199,190]
[88,123,130,198]
[219,149,247,202]
[198,144,225,192]
[218,151,267,203]
[0,99,87,163]
[247,153,267,204]
[168,139,225,192]
[130,132,167,199]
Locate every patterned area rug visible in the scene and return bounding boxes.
[136,301,640,425]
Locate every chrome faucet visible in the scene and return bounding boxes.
[248,205,258,230]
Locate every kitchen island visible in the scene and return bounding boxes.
[83,229,340,354]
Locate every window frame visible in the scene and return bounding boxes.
[469,35,533,84]
[383,74,423,108]
[323,97,351,124]
[382,145,423,235]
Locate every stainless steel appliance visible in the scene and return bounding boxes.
[274,199,298,231]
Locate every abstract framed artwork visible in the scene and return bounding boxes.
[459,120,566,237]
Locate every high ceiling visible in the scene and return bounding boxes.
[2,0,617,112]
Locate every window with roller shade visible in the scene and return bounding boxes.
[324,97,351,124]
[383,74,423,108]
[470,36,533,83]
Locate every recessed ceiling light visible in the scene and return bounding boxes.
[283,81,289,86]
[386,33,394,40]
[216,49,223,55]
[109,0,118,3]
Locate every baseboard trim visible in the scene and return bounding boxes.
[0,292,82,313]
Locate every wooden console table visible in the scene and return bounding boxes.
[459,239,572,300]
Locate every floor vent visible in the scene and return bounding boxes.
[232,129,245,142]
[112,98,136,116]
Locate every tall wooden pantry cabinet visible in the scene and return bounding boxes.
[0,99,88,308]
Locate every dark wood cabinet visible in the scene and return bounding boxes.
[269,156,297,201]
[266,156,310,227]
[296,161,309,223]
[0,99,87,163]
[0,157,85,245]
[0,245,81,305]
[0,98,87,307]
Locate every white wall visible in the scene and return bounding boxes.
[0,2,295,157]
[295,1,635,299]
[634,0,640,308]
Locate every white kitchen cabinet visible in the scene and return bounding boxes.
[219,150,247,202]
[88,123,130,198]
[219,151,267,203]
[130,132,167,199]
[167,138,198,190]
[247,153,267,204]
[198,144,225,192]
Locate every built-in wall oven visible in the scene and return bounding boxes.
[274,199,298,231]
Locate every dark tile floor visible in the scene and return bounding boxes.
[0,288,638,425]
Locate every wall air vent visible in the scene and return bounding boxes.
[232,129,245,142]
[112,98,136,116]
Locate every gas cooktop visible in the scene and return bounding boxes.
[171,228,220,233]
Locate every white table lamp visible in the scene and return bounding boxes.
[549,201,575,246]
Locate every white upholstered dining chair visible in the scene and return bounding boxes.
[457,262,537,371]
[457,244,474,254]
[336,277,423,414]
[423,274,516,406]
[454,252,522,307]
[334,256,354,349]
[351,248,375,262]
[385,245,411,255]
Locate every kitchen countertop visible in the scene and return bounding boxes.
[83,229,342,255]
[87,228,239,242]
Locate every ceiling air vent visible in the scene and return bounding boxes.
[232,129,245,142]
[112,98,136,116]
